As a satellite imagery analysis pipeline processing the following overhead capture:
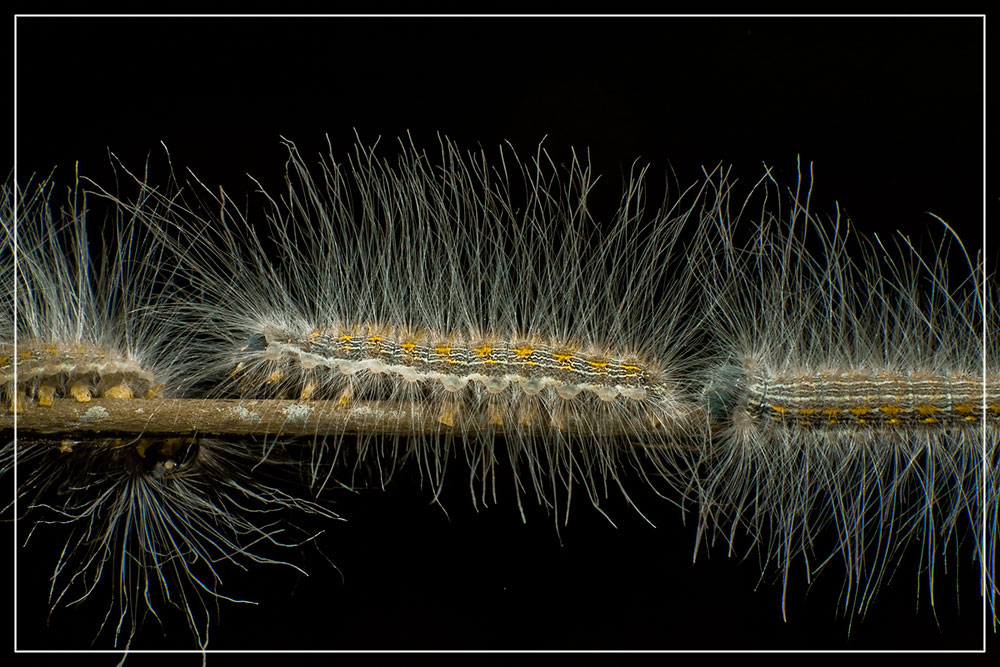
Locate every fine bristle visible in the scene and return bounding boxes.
[4,137,995,650]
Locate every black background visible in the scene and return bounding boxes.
[9,12,995,661]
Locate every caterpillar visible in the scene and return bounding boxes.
[112,136,709,524]
[691,163,998,629]
[5,136,995,652]
[3,169,338,651]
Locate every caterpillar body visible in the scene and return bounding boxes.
[117,137,707,519]
[4,137,996,651]
[3,172,338,650]
[693,165,998,626]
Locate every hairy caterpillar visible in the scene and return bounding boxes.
[691,163,998,629]
[2,171,338,650]
[111,136,709,524]
[5,137,995,651]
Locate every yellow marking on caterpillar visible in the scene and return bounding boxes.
[588,360,608,370]
[880,405,901,417]
[19,349,33,359]
[311,331,322,338]
[9,392,24,414]
[438,402,458,428]
[771,405,788,415]
[336,387,352,408]
[965,416,978,422]
[620,364,641,372]
[553,351,573,363]
[47,346,57,355]
[954,403,976,414]
[513,346,534,359]
[401,341,417,355]
[145,383,165,399]
[135,440,152,458]
[300,380,317,401]
[58,440,74,453]
[797,408,815,416]
[474,345,493,358]
[104,384,133,400]
[849,407,869,417]
[69,383,92,403]
[339,335,353,342]
[266,370,284,384]
[434,345,452,356]
[37,385,56,407]
[922,417,938,424]
[487,403,504,426]
[989,404,1000,415]
[916,405,939,416]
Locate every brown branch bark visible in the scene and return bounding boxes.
[2,398,704,442]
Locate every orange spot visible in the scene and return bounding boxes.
[434,345,452,357]
[37,385,56,407]
[401,341,417,355]
[104,384,133,400]
[336,387,352,407]
[553,351,573,364]
[438,403,458,428]
[474,345,493,358]
[69,383,92,403]
[300,380,317,401]
[588,359,609,370]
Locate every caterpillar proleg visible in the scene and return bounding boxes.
[5,136,995,651]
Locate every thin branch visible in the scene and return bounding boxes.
[3,398,704,443]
